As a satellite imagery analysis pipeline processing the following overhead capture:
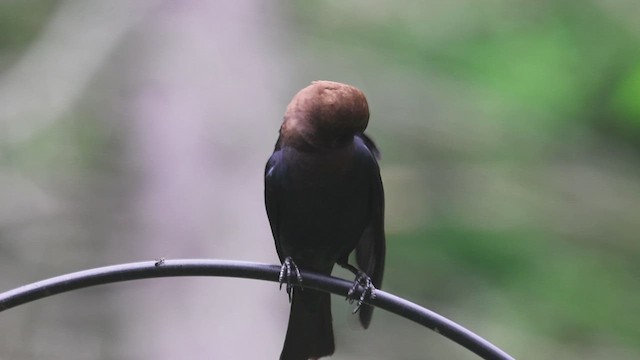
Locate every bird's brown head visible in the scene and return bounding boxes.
[280,81,370,149]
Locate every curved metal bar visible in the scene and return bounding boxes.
[0,259,515,360]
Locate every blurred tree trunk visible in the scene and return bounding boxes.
[113,1,287,358]
[0,0,290,358]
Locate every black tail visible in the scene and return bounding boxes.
[280,289,334,360]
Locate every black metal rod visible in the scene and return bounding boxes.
[0,259,515,360]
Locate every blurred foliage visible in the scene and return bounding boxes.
[294,1,640,151]
[392,227,640,347]
[290,0,640,358]
[613,60,640,134]
[3,113,109,175]
[0,0,60,69]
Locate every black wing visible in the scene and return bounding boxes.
[358,132,381,160]
[355,134,386,329]
[265,146,284,263]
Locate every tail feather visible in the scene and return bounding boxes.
[280,289,334,360]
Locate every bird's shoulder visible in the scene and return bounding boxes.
[266,134,378,177]
[355,133,381,160]
[265,147,284,184]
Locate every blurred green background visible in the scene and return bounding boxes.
[1,1,639,359]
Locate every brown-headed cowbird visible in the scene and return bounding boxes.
[265,81,385,360]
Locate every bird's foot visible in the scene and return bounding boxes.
[346,271,376,313]
[278,257,303,302]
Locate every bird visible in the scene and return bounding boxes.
[264,80,386,360]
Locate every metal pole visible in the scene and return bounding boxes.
[0,259,515,360]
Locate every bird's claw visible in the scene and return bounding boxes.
[278,257,302,302]
[346,272,376,313]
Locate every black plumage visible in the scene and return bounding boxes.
[265,81,385,360]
